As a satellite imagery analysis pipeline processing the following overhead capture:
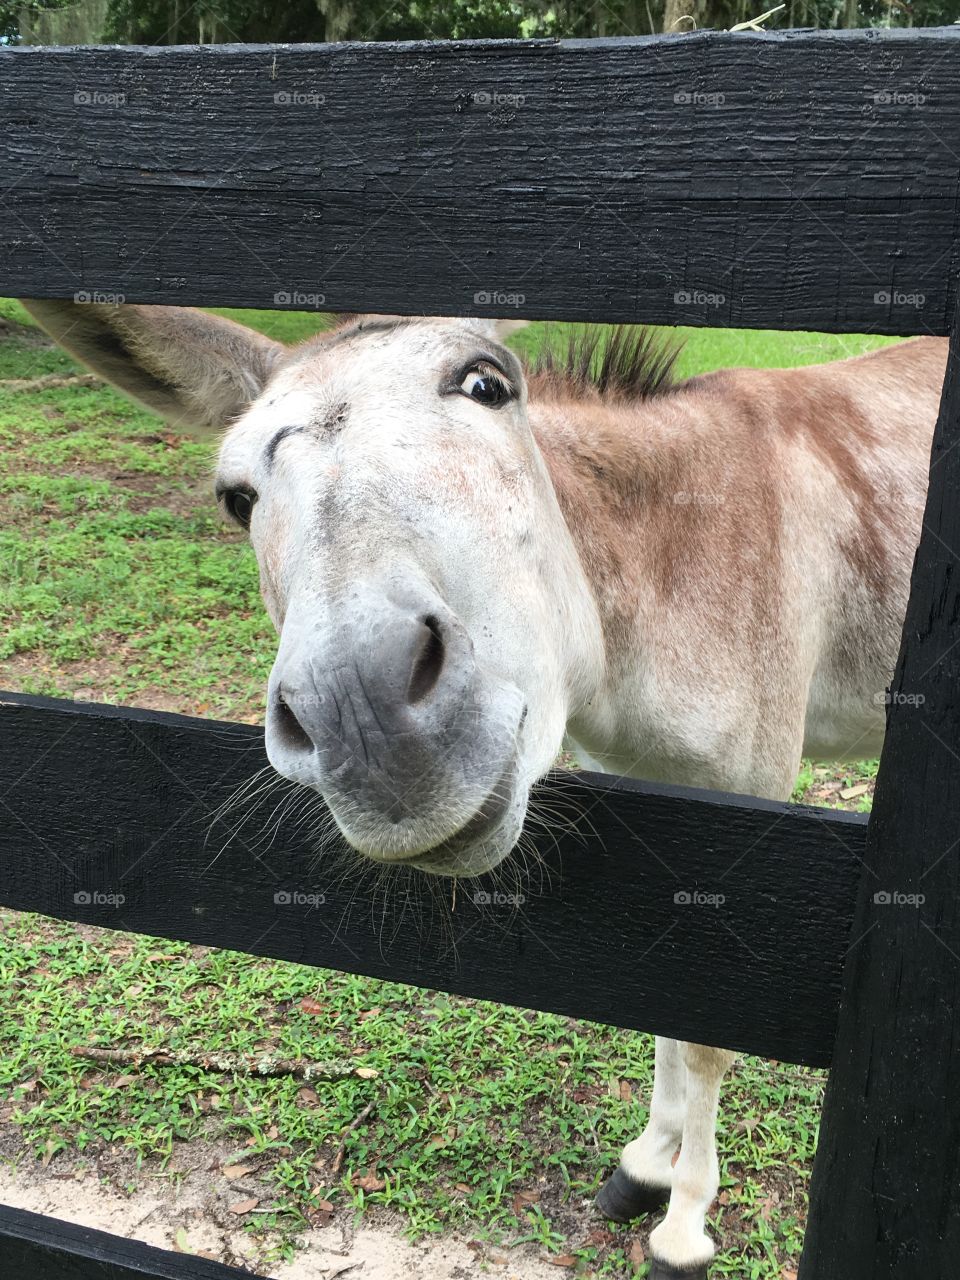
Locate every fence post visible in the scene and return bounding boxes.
[799,290,960,1276]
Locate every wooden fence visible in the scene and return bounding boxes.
[1,26,959,1280]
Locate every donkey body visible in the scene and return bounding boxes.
[23,300,946,1277]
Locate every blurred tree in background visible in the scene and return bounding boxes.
[6,0,959,44]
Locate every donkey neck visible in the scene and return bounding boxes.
[529,377,732,653]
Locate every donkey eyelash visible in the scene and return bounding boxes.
[216,484,258,529]
[446,357,517,408]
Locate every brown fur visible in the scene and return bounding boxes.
[534,336,947,783]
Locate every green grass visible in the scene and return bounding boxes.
[0,912,821,1273]
[0,300,883,1274]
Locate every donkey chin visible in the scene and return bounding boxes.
[263,617,532,877]
[326,752,527,877]
[266,734,529,878]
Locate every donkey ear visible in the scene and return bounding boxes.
[19,300,285,436]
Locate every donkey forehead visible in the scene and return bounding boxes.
[221,320,522,463]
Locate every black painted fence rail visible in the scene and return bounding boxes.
[1,28,960,333]
[0,691,865,1068]
[0,1203,268,1280]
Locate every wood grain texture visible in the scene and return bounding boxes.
[1,30,959,333]
[0,1203,272,1279]
[799,295,960,1276]
[0,690,866,1067]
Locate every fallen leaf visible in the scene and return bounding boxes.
[840,783,870,801]
[352,1173,385,1192]
[546,1255,576,1268]
[41,1139,58,1169]
[145,953,179,962]
[454,1183,471,1193]
[173,1227,195,1255]
[358,1008,381,1021]
[782,1271,799,1280]
[619,1080,633,1102]
[266,1124,280,1140]
[315,1198,334,1212]
[113,1075,136,1088]
[512,1189,540,1215]
[355,1067,379,1079]
[222,1164,255,1180]
[300,997,326,1015]
[227,1198,259,1215]
[584,1228,614,1247]
[426,1133,447,1150]
[297,1087,320,1106]
[628,1239,646,1267]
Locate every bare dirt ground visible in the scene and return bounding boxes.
[0,1145,567,1280]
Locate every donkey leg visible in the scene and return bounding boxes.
[597,1036,685,1221]
[646,1042,735,1280]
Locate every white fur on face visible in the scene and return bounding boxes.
[216,321,604,874]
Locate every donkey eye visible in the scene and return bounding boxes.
[220,487,257,529]
[460,363,512,408]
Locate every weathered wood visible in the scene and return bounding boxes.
[0,690,865,1067]
[0,1202,271,1279]
[1,30,959,334]
[799,295,960,1275]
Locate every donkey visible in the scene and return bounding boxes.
[22,300,947,1278]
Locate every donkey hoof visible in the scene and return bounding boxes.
[595,1167,671,1222]
[647,1261,709,1280]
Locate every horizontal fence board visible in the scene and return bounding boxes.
[0,692,866,1066]
[0,30,959,333]
[0,1203,271,1279]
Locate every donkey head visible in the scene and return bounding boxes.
[23,303,603,876]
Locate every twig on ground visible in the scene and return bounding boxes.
[68,1045,378,1081]
[330,1098,379,1176]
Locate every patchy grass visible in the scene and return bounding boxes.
[0,300,882,1275]
[0,911,822,1275]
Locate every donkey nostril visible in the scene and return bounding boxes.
[274,688,315,754]
[407,614,445,704]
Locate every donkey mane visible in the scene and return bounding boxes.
[527,325,685,403]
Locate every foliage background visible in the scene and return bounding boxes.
[5,0,960,49]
